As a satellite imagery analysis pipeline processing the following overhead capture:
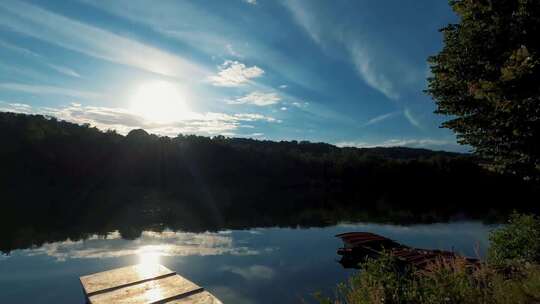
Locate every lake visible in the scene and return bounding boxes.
[0,221,493,303]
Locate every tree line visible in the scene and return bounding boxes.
[0,111,537,253]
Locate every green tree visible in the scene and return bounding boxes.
[426,0,540,179]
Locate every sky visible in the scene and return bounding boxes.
[0,0,467,152]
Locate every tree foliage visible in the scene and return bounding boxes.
[426,0,540,179]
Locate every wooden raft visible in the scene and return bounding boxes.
[336,232,479,270]
[80,264,222,304]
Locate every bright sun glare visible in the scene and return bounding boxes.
[136,245,163,276]
[130,81,190,123]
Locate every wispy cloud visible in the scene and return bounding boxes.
[349,44,399,100]
[228,91,281,106]
[0,63,47,80]
[225,43,243,58]
[336,138,457,150]
[1,40,81,78]
[243,0,258,5]
[0,102,33,114]
[0,0,208,80]
[404,108,422,129]
[83,0,330,96]
[364,111,399,126]
[46,64,80,78]
[0,102,278,136]
[81,0,241,62]
[290,101,309,108]
[0,40,41,58]
[283,1,423,101]
[209,60,264,87]
[284,0,323,44]
[0,83,101,99]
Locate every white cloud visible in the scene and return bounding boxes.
[280,107,287,111]
[404,108,422,129]
[46,64,81,78]
[290,101,309,108]
[82,0,328,94]
[336,138,455,149]
[364,111,399,126]
[0,83,101,99]
[279,84,288,89]
[233,113,279,123]
[0,102,278,137]
[349,44,399,100]
[283,0,322,44]
[244,0,257,4]
[209,60,264,87]
[0,102,33,114]
[229,91,281,106]
[0,0,207,80]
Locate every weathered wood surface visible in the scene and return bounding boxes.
[80,264,222,304]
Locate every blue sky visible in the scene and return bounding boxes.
[0,0,466,151]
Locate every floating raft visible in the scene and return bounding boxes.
[336,232,479,270]
[80,264,222,304]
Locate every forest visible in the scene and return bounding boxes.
[0,111,537,253]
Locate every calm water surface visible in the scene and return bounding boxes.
[0,222,493,303]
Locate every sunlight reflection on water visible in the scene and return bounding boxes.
[136,245,163,276]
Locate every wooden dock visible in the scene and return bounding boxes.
[80,264,222,304]
[336,232,479,270]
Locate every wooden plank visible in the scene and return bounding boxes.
[88,274,201,304]
[167,291,223,304]
[80,264,175,296]
[80,264,221,304]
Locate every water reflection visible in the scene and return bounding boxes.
[0,222,498,304]
[0,222,494,304]
[20,230,260,261]
[137,245,163,277]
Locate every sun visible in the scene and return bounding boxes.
[130,81,191,123]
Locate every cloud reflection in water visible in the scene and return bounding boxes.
[22,230,261,261]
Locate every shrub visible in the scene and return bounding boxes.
[316,253,418,304]
[320,258,540,304]
[488,212,540,267]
